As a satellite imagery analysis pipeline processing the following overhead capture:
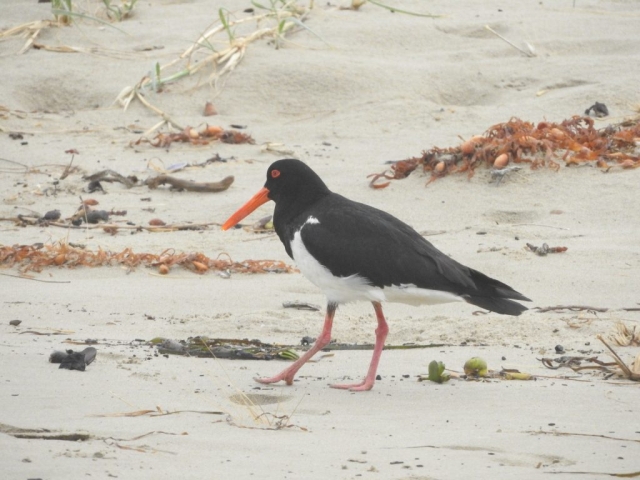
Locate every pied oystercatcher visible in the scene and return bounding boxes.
[222,159,530,391]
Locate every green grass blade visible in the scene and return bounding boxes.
[50,9,130,34]
[367,0,444,18]
[218,8,235,41]
[285,17,331,46]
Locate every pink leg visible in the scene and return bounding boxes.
[255,303,336,386]
[331,301,389,391]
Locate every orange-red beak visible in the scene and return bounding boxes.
[221,187,271,231]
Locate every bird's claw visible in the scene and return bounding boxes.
[254,373,295,386]
[330,380,374,392]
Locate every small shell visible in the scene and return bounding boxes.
[83,199,99,206]
[621,159,636,169]
[158,264,169,275]
[149,218,166,226]
[434,161,446,173]
[53,253,66,266]
[493,153,509,169]
[203,101,218,116]
[187,127,200,139]
[550,128,565,139]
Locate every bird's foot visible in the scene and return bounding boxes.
[330,379,374,392]
[254,371,295,386]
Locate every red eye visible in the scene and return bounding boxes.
[271,169,281,178]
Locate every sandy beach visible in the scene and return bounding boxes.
[1,0,639,478]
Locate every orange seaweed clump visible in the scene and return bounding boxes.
[131,125,254,148]
[0,243,294,275]
[369,116,640,187]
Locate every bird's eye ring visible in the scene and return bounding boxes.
[271,169,281,179]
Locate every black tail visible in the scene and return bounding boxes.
[462,269,531,316]
[463,294,529,316]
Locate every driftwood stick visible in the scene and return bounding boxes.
[144,174,234,192]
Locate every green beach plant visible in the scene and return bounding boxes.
[115,1,318,130]
[51,0,73,25]
[102,0,139,21]
[113,0,444,130]
[49,0,138,25]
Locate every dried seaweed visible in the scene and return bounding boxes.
[608,321,640,347]
[539,338,640,382]
[0,242,295,275]
[533,305,608,313]
[526,243,568,256]
[530,430,640,444]
[153,336,447,359]
[93,407,224,418]
[83,170,137,188]
[598,335,640,381]
[3,214,223,233]
[282,301,321,311]
[0,422,92,442]
[369,116,640,187]
[539,355,617,373]
[153,336,299,361]
[131,125,254,149]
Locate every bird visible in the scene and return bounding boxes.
[222,159,530,391]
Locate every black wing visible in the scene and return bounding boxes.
[298,194,529,315]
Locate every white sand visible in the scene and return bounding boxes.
[1,0,639,478]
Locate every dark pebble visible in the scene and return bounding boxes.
[43,209,61,221]
[86,210,110,224]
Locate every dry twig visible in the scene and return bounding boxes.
[597,335,640,381]
[115,4,313,122]
[144,174,234,192]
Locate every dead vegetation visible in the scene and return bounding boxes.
[368,116,640,187]
[154,336,299,360]
[115,2,319,132]
[131,125,254,149]
[0,242,295,275]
